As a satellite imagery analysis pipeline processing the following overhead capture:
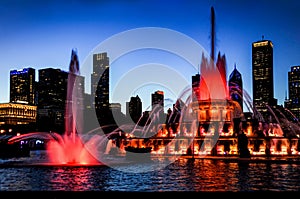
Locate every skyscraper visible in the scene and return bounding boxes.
[286,66,300,120]
[38,68,68,109]
[192,73,201,102]
[229,64,243,112]
[91,52,110,124]
[10,67,36,105]
[152,90,164,112]
[252,38,277,119]
[37,68,68,132]
[126,95,142,123]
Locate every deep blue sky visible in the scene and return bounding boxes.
[1,0,300,113]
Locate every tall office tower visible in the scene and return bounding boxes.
[10,67,36,105]
[91,52,110,124]
[37,68,69,133]
[229,64,243,112]
[152,90,164,112]
[252,38,277,120]
[192,73,201,102]
[38,68,68,109]
[287,66,300,120]
[126,95,142,123]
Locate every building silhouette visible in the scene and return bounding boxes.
[38,68,68,109]
[151,90,165,124]
[152,90,164,113]
[286,66,300,120]
[10,67,36,105]
[92,52,110,125]
[229,64,243,112]
[192,73,201,102]
[252,38,277,121]
[126,95,142,124]
[37,68,68,133]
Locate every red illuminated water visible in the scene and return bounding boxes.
[46,134,100,165]
[45,49,101,165]
[196,52,228,100]
[8,49,102,165]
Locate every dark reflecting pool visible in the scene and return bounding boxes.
[1,158,300,192]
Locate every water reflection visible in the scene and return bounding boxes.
[1,159,300,191]
[48,167,93,191]
[237,162,250,191]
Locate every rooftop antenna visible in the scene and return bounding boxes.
[262,35,265,40]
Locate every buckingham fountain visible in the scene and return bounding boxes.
[6,7,300,165]
[98,7,300,160]
[6,49,300,165]
[112,51,300,160]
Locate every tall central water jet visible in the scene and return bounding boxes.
[45,49,99,164]
[65,48,83,146]
[195,6,228,101]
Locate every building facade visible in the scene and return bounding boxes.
[126,95,142,123]
[37,68,68,133]
[38,68,68,109]
[0,103,37,133]
[91,52,110,125]
[192,73,201,102]
[10,67,36,105]
[152,90,164,112]
[286,66,300,120]
[229,64,243,112]
[252,39,277,120]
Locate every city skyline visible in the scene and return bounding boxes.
[1,0,300,113]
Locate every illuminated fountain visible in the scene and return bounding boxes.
[105,17,300,159]
[8,49,101,165]
[125,51,300,159]
[95,7,300,160]
[7,6,300,163]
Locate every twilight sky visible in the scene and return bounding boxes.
[1,0,300,113]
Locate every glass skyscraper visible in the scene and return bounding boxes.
[92,52,110,125]
[287,66,300,120]
[10,67,36,105]
[252,39,277,120]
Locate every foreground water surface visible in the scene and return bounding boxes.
[1,155,300,192]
